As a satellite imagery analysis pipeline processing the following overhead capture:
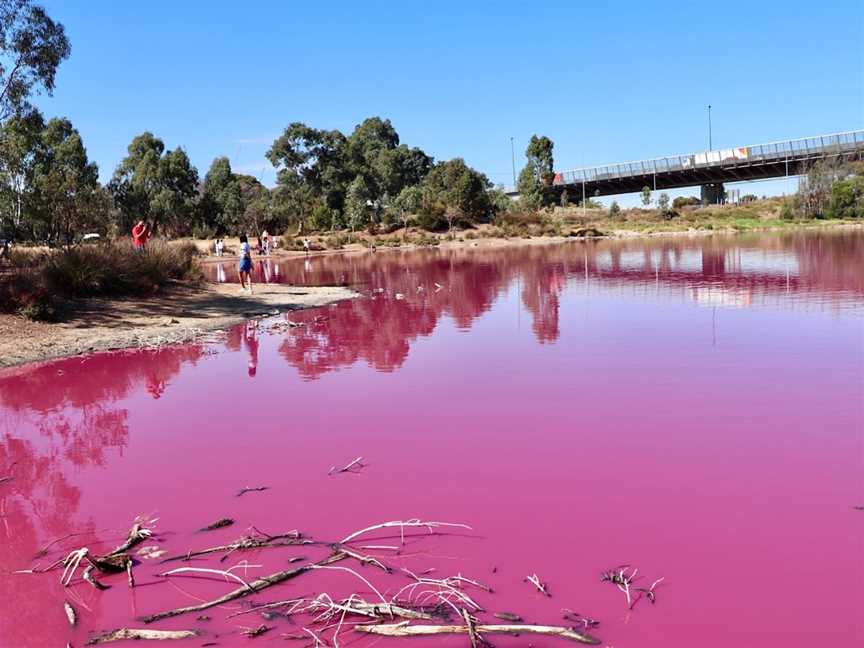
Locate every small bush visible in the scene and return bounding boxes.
[825,176,864,219]
[672,196,701,209]
[416,210,449,232]
[43,241,201,298]
[779,199,798,220]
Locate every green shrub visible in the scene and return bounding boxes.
[825,176,864,219]
[43,241,201,297]
[416,210,448,231]
[672,196,700,209]
[0,269,56,320]
[779,199,798,220]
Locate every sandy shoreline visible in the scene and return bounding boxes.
[194,221,864,263]
[3,223,860,372]
[0,283,358,372]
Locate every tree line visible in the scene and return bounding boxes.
[0,1,581,245]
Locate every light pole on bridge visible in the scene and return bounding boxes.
[510,137,516,189]
[708,104,713,151]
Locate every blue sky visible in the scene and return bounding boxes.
[37,1,863,204]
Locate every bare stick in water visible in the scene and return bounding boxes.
[140,552,347,623]
[354,622,600,644]
[87,628,198,644]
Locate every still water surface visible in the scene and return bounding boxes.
[1,231,862,647]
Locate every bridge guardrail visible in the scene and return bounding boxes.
[556,130,864,186]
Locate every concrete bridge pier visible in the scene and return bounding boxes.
[701,183,725,205]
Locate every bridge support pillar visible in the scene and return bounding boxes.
[701,183,725,205]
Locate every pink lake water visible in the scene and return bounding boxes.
[1,231,862,647]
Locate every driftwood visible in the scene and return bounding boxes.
[87,628,199,644]
[159,531,306,563]
[236,486,268,497]
[198,518,234,532]
[141,552,347,623]
[107,523,152,556]
[494,611,523,622]
[355,622,600,644]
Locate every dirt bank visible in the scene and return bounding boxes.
[0,282,357,371]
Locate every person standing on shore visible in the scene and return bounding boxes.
[238,234,253,294]
[132,220,150,251]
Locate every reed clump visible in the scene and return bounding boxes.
[0,240,202,320]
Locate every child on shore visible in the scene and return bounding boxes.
[238,234,253,294]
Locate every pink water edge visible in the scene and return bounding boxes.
[1,231,862,648]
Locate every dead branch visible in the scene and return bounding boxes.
[140,552,347,623]
[82,565,109,591]
[354,622,600,644]
[107,521,154,556]
[36,531,100,558]
[340,520,471,545]
[242,624,271,638]
[328,457,366,476]
[198,518,234,532]
[159,531,305,563]
[525,573,550,597]
[494,612,522,623]
[236,486,269,497]
[87,628,198,644]
[157,566,257,592]
[0,476,12,485]
[225,597,307,619]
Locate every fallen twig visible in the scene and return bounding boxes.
[198,518,234,532]
[159,531,306,563]
[242,624,271,638]
[494,611,522,622]
[141,552,347,623]
[354,622,600,644]
[525,573,551,597]
[340,520,471,545]
[328,457,366,476]
[157,565,258,592]
[87,628,198,644]
[236,486,269,497]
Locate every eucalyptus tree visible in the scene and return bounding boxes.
[109,132,199,235]
[0,0,70,124]
[517,135,555,209]
[29,117,106,243]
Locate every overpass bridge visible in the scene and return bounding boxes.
[546,129,864,202]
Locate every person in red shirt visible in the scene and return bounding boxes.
[131,220,150,250]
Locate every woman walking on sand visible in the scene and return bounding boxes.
[238,234,253,294]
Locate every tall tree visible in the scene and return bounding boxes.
[109,132,199,235]
[29,117,105,243]
[0,106,42,233]
[517,135,555,209]
[267,122,348,214]
[0,0,70,123]
[344,175,372,231]
[422,158,493,229]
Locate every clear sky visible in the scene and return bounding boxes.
[37,0,864,204]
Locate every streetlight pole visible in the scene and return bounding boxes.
[708,104,712,151]
[510,137,516,189]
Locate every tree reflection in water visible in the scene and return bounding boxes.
[0,345,203,646]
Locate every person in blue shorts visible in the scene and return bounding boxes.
[238,234,253,293]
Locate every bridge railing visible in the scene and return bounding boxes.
[555,130,864,185]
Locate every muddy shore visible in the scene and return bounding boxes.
[0,282,357,371]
